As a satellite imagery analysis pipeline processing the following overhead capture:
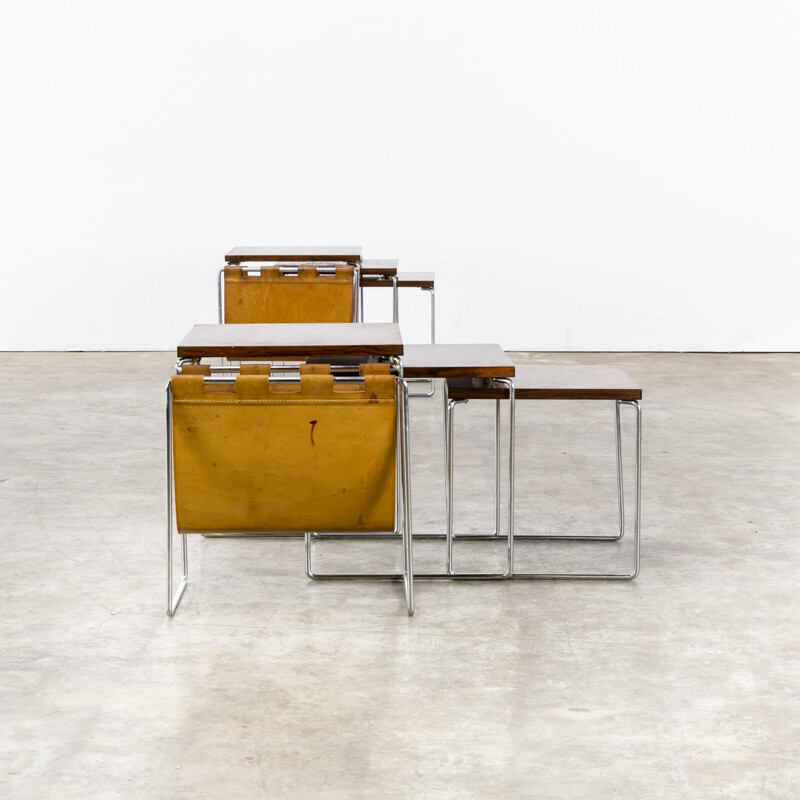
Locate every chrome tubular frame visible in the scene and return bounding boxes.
[442,394,502,542]
[510,400,641,580]
[352,265,361,322]
[445,387,641,581]
[400,376,415,613]
[444,378,515,579]
[217,267,225,323]
[166,381,188,616]
[408,285,436,397]
[303,371,415,616]
[448,395,627,543]
[509,399,625,543]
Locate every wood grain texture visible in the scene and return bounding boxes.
[401,344,515,378]
[177,323,403,359]
[446,365,642,400]
[225,246,362,263]
[361,271,435,289]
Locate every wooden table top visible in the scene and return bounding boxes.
[447,365,642,400]
[401,344,515,379]
[361,271,434,289]
[225,246,362,264]
[177,323,403,360]
[360,259,399,276]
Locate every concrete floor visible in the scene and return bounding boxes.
[1,351,799,798]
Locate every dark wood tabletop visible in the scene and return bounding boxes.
[178,323,403,360]
[447,365,642,400]
[401,344,515,379]
[225,246,362,264]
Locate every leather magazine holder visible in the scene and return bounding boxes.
[170,364,396,534]
[223,264,356,323]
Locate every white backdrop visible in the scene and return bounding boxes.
[1,1,797,351]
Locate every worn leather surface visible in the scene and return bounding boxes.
[223,265,356,323]
[171,367,397,533]
[180,364,211,376]
[239,363,272,375]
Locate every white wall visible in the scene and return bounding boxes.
[1,1,797,351]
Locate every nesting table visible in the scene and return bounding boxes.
[169,323,641,616]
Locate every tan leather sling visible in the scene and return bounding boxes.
[223,264,356,323]
[171,364,396,534]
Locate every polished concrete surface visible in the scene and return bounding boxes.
[1,352,799,798]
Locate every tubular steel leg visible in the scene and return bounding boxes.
[399,378,415,615]
[446,380,512,579]
[217,267,224,323]
[495,397,502,535]
[391,275,399,322]
[445,398,457,574]
[445,395,481,574]
[495,378,515,576]
[408,286,436,398]
[429,286,435,344]
[217,267,226,369]
[442,376,450,509]
[628,400,641,579]
[615,400,625,539]
[511,399,641,580]
[166,382,188,616]
[352,266,360,322]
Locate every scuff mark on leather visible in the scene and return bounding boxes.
[309,419,318,446]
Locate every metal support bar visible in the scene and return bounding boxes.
[166,381,188,616]
[400,377,415,614]
[217,268,224,324]
[352,266,361,322]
